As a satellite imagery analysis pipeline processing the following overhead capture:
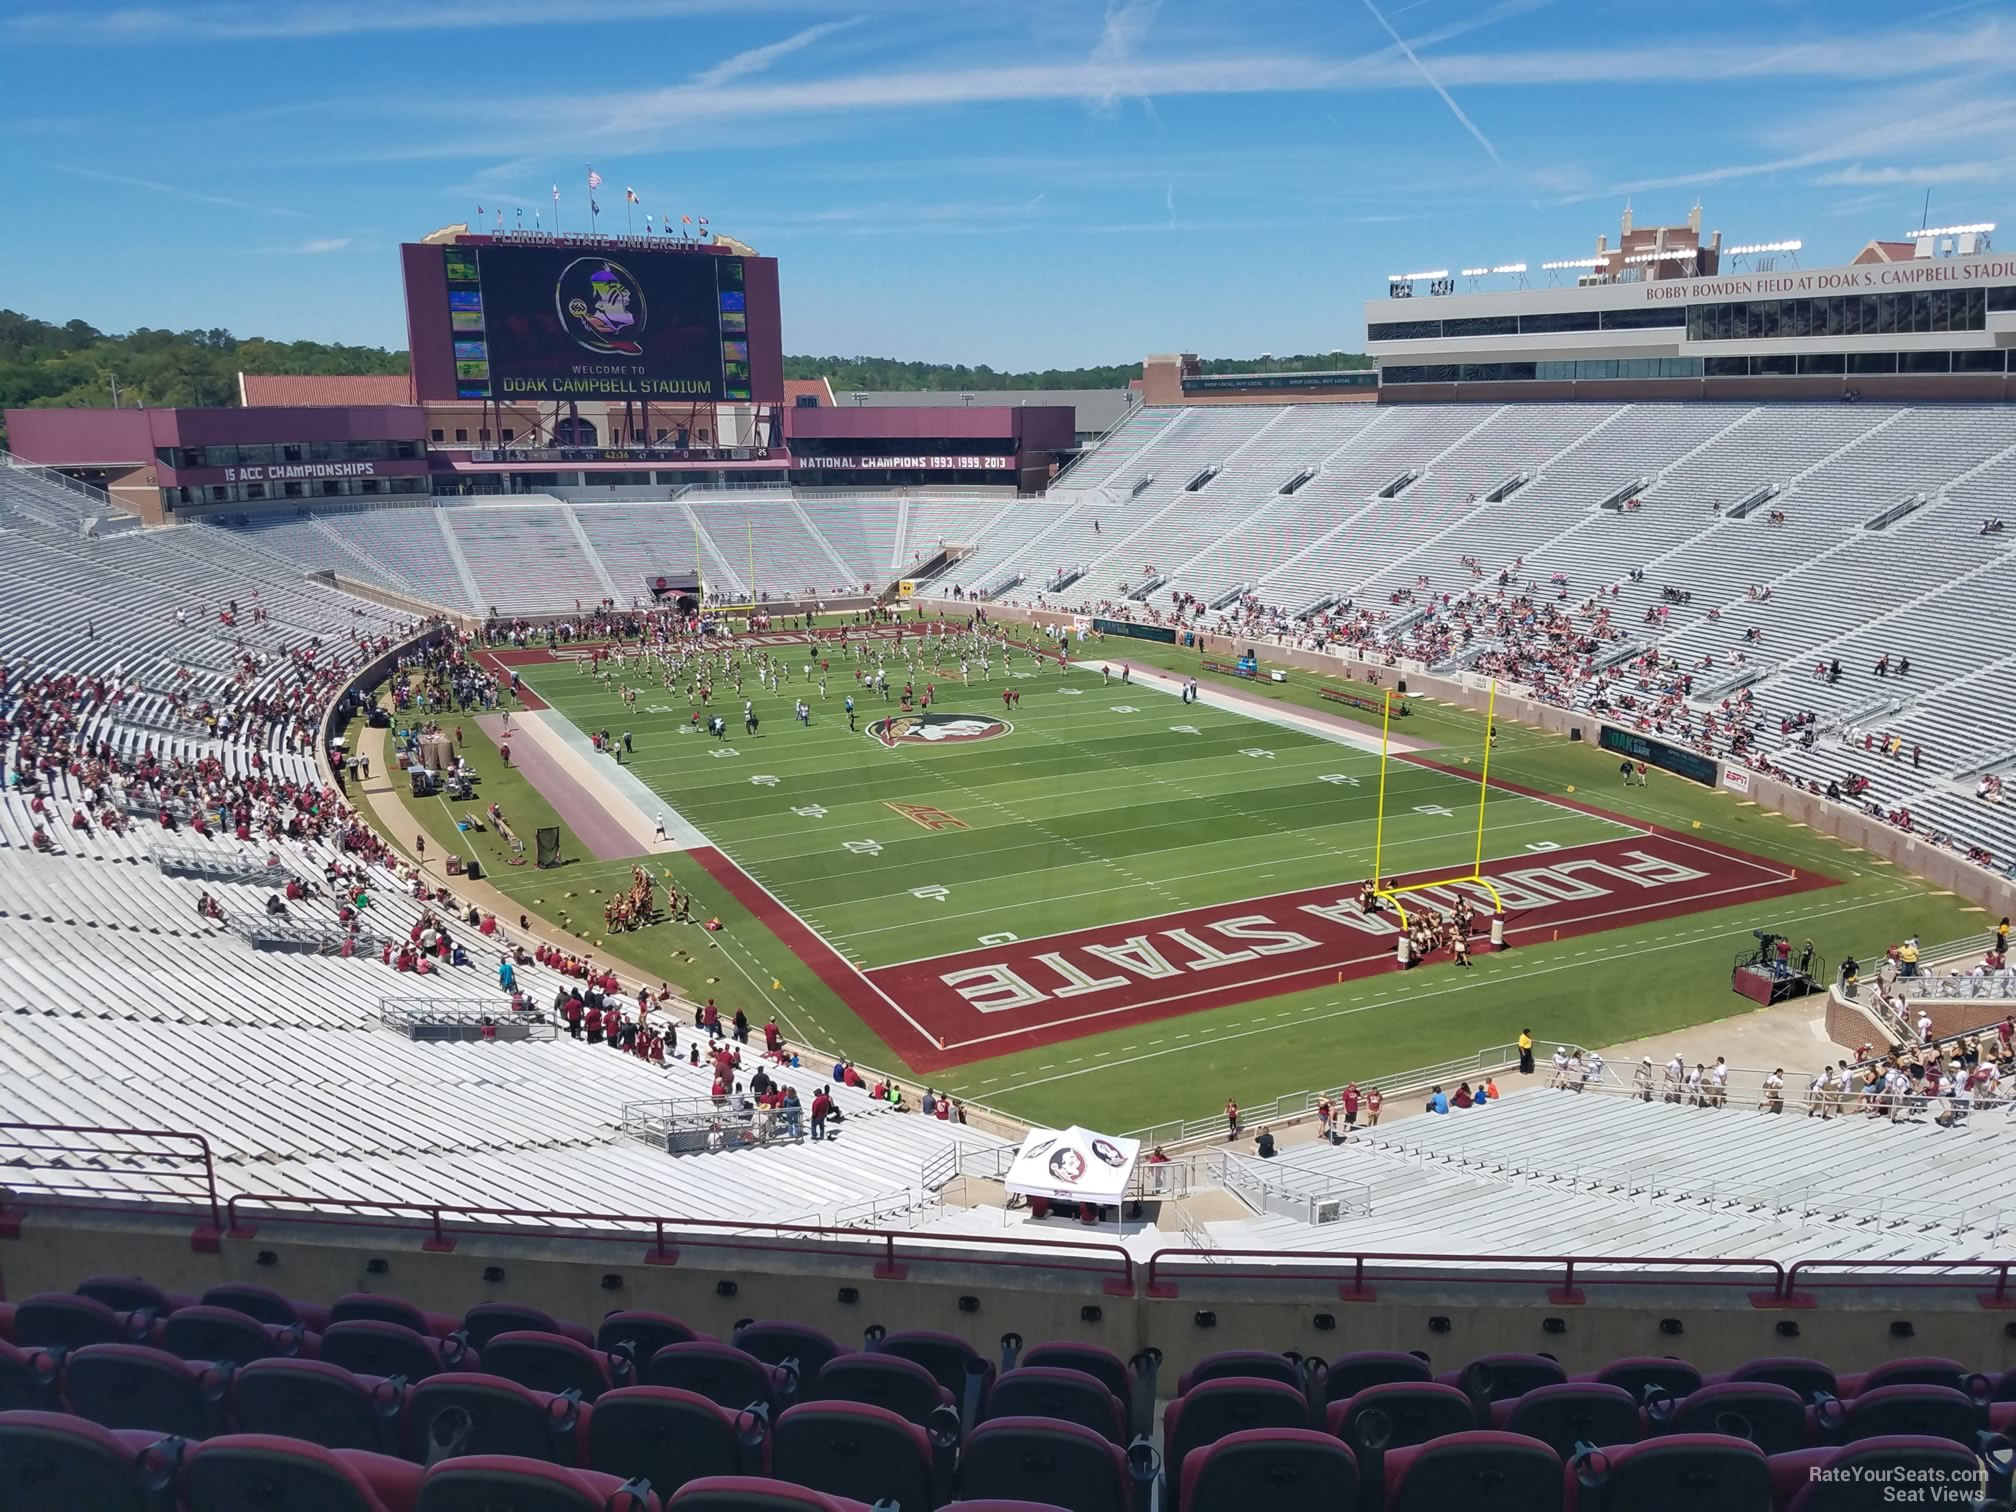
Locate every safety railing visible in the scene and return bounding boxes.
[0,1123,224,1250]
[1780,1258,2016,1310]
[1142,1246,1789,1305]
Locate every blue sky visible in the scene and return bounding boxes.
[3,0,2013,368]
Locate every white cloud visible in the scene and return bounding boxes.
[62,164,309,218]
[691,18,862,88]
[1815,161,2011,187]
[1088,0,1162,116]
[6,0,828,42]
[299,237,351,253]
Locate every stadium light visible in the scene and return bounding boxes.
[1460,267,1490,278]
[1491,262,1528,275]
[1541,257,1604,270]
[1624,249,1696,265]
[1909,222,1995,237]
[1725,240,1802,255]
[1388,270,1449,281]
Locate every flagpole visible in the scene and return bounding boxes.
[587,163,596,234]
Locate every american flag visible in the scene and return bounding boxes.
[587,169,604,189]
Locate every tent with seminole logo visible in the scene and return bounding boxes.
[1002,1125,1141,1206]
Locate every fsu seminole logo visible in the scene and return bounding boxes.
[556,258,647,356]
[869,712,1010,745]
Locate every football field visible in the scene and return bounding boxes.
[508,637,1825,1073]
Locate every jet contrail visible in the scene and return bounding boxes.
[1361,0,1506,170]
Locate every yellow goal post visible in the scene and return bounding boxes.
[1369,679,1505,928]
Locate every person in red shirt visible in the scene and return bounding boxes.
[1341,1082,1361,1133]
[810,1087,834,1140]
[1365,1086,1384,1127]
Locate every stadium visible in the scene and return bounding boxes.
[3,203,2016,1511]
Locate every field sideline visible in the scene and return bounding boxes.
[384,621,1983,1133]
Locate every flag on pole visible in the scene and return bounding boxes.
[681,214,693,223]
[591,199,601,216]
[625,187,639,204]
[476,204,484,216]
[551,184,559,202]
[587,168,604,189]
[697,216,709,226]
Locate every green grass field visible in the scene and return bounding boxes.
[373,624,1988,1134]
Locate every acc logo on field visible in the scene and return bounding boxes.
[869,712,1011,745]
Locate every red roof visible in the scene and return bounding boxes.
[238,373,412,407]
[785,377,834,407]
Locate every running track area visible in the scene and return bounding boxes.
[695,826,1835,1075]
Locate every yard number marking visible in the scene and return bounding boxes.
[1240,748,1276,760]
[1109,705,1140,714]
[749,775,781,786]
[843,839,884,856]
[792,805,829,819]
[1414,804,1454,817]
[1318,773,1361,786]
[711,747,739,759]
[978,931,1018,946]
[911,885,950,903]
[1525,840,1562,852]
[1170,724,1201,735]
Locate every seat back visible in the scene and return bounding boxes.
[959,1417,1131,1512]
[1385,1431,1562,1512]
[0,1341,61,1413]
[1727,1357,1836,1402]
[330,1295,451,1340]
[1164,1378,1311,1511]
[414,1456,656,1512]
[1568,1434,1769,1512]
[184,1434,424,1512]
[734,1323,842,1387]
[1666,1382,1807,1455]
[1837,1385,1979,1445]
[985,1367,1125,1444]
[1180,1426,1358,1512]
[74,1278,182,1317]
[1781,1435,1984,1511]
[233,1358,400,1454]
[407,1374,582,1466]
[771,1401,937,1510]
[598,1314,701,1367]
[1017,1344,1133,1407]
[13,1293,149,1351]
[163,1306,306,1367]
[646,1344,786,1415]
[65,1343,225,1440]
[0,1409,172,1512]
[1176,1351,1302,1397]
[1843,1357,1967,1396]
[1319,1352,1433,1406]
[322,1321,471,1383]
[870,1329,992,1419]
[587,1387,754,1498]
[482,1332,626,1403]
[815,1354,953,1428]
[202,1283,324,1332]
[1591,1357,1700,1402]
[669,1477,872,1512]
[461,1304,587,1354]
[1502,1384,1641,1459]
[1328,1383,1475,1451]
[1443,1354,1566,1406]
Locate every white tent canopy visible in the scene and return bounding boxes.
[1002,1125,1141,1205]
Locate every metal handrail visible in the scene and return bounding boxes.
[1144,1246,1788,1303]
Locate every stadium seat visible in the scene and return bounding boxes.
[1660,1381,1808,1455]
[597,1313,704,1367]
[12,1293,155,1352]
[0,1302,13,1343]
[1163,1377,1312,1511]
[1316,1351,1434,1406]
[230,1357,404,1454]
[669,1476,876,1512]
[1326,1382,1476,1450]
[1381,1431,1563,1512]
[1835,1357,1967,1396]
[480,1330,632,1402]
[1565,1434,1770,1512]
[1823,1384,1980,1445]
[1776,1436,1985,1511]
[1586,1357,1701,1402]
[1180,1427,1358,1512]
[63,1342,227,1439]
[734,1323,844,1388]
[329,1296,460,1342]
[1496,1384,1642,1459]
[460,1304,593,1354]
[646,1343,794,1415]
[813,1353,955,1428]
[867,1329,993,1422]
[321,1320,477,1383]
[202,1282,332,1334]
[586,1386,759,1497]
[406,1373,588,1465]
[1012,1342,1156,1436]
[413,1456,658,1511]
[183,1434,425,1512]
[1719,1358,1836,1402]
[0,1409,177,1512]
[1175,1350,1304,1397]
[983,1365,1126,1443]
[1440,1354,1567,1406]
[163,1304,317,1366]
[74,1277,191,1318]
[771,1400,943,1509]
[0,1341,60,1412]
[957,1417,1139,1512]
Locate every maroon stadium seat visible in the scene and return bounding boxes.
[1717,1358,1836,1403]
[202,1282,331,1334]
[0,1340,60,1413]
[405,1372,589,1465]
[162,1303,317,1367]
[983,1365,1125,1444]
[459,1303,592,1354]
[1584,1357,1700,1402]
[1438,1353,1567,1405]
[669,1476,876,1512]
[1564,1433,1769,1512]
[62,1342,228,1440]
[1827,1384,1979,1445]
[1326,1381,1476,1450]
[1163,1377,1312,1511]
[479,1330,632,1402]
[1776,1436,1984,1511]
[321,1320,477,1384]
[597,1312,705,1366]
[867,1328,993,1417]
[813,1353,955,1429]
[1834,1357,1966,1397]
[645,1342,794,1415]
[183,1434,424,1512]
[1180,1426,1358,1512]
[230,1357,405,1454]
[413,1455,657,1511]
[1175,1350,1303,1398]
[0,1409,176,1512]
[734,1323,844,1388]
[587,1386,760,1498]
[1317,1351,1433,1406]
[1495,1384,1642,1459]
[12,1293,156,1352]
[1663,1380,1808,1455]
[74,1277,192,1318]
[329,1295,460,1342]
[957,1417,1135,1512]
[1382,1430,1563,1512]
[770,1400,942,1510]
